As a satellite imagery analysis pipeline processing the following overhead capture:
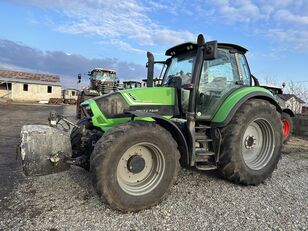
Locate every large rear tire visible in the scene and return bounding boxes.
[90,121,180,212]
[218,99,282,185]
[281,112,293,144]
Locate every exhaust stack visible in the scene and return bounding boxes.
[147,51,154,87]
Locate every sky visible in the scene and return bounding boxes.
[0,0,307,88]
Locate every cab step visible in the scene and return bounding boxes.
[195,148,215,155]
[195,136,213,142]
[196,164,217,171]
[195,125,211,130]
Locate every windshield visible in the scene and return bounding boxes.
[163,50,196,86]
[93,71,117,82]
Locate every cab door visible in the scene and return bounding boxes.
[196,48,242,120]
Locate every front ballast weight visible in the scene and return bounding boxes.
[18,112,82,176]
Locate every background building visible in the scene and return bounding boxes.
[122,81,141,89]
[278,94,305,114]
[141,78,162,87]
[0,70,61,102]
[62,88,79,104]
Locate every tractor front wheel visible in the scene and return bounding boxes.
[90,121,180,212]
[218,99,282,185]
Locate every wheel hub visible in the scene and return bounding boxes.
[116,142,165,196]
[245,135,256,149]
[282,119,290,139]
[127,155,145,174]
[241,119,275,170]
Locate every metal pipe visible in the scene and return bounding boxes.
[147,51,154,87]
[188,34,205,114]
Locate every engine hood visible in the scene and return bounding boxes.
[119,87,175,106]
[81,87,178,130]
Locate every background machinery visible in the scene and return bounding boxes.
[76,68,119,118]
[261,84,294,143]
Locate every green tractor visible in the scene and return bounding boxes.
[76,68,119,119]
[19,34,282,212]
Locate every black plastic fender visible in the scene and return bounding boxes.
[126,111,190,166]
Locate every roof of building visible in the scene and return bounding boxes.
[123,80,141,84]
[278,94,305,104]
[0,69,61,86]
[142,77,162,82]
[63,88,79,91]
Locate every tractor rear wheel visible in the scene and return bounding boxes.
[218,99,282,185]
[90,121,180,212]
[282,112,293,144]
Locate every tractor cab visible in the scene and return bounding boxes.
[89,68,118,92]
[160,41,252,120]
[90,68,117,82]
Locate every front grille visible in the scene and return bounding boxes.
[98,82,118,94]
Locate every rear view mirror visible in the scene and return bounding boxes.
[204,41,218,60]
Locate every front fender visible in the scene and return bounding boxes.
[212,87,281,127]
[126,111,190,166]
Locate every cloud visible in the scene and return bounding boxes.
[274,9,308,25]
[11,0,308,53]
[205,0,308,51]
[98,40,146,54]
[0,39,148,87]
[209,0,262,23]
[18,0,195,47]
[266,29,308,51]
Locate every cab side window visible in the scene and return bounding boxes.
[238,53,251,86]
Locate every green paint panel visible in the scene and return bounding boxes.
[84,88,174,132]
[120,87,175,106]
[212,87,273,123]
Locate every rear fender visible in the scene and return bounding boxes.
[212,87,282,127]
[282,108,295,117]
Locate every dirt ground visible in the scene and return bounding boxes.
[0,104,75,208]
[0,104,307,230]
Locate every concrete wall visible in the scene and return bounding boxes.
[293,114,308,137]
[10,82,61,102]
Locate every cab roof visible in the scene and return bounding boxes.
[91,68,116,73]
[165,42,248,56]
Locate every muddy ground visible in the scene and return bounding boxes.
[0,104,307,230]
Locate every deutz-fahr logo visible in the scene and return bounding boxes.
[136,109,159,113]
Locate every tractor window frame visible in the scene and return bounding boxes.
[162,50,196,86]
[236,53,252,86]
[196,48,242,120]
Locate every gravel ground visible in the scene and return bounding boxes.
[0,104,307,231]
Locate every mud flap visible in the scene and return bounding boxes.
[19,125,72,176]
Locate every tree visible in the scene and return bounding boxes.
[285,81,308,105]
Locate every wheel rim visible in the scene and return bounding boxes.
[282,119,290,139]
[242,118,275,170]
[117,142,165,196]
